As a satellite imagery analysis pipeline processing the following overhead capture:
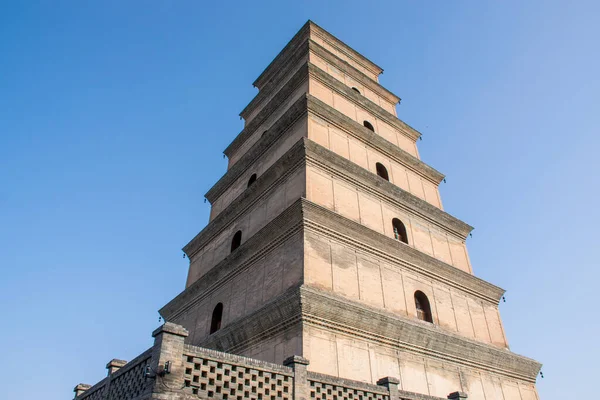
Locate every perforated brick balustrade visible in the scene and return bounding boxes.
[73,323,466,400]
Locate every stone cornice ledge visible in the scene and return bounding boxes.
[305,139,469,238]
[185,138,306,260]
[308,40,399,104]
[253,21,311,90]
[241,38,400,122]
[174,199,500,326]
[208,95,308,204]
[198,285,305,353]
[225,63,309,159]
[241,40,310,121]
[306,94,444,185]
[213,93,443,208]
[300,198,502,304]
[309,63,421,141]
[226,61,429,178]
[300,286,542,383]
[165,200,305,320]
[308,21,383,78]
[194,285,541,383]
[254,20,382,90]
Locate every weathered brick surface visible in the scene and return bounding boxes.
[75,324,455,400]
[72,20,541,400]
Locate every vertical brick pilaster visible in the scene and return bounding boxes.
[73,383,91,399]
[150,322,189,396]
[283,355,310,400]
[377,377,400,400]
[447,392,468,400]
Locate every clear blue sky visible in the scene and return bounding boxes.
[1,1,597,399]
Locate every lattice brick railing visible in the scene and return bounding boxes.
[76,378,107,400]
[182,345,294,400]
[75,348,152,400]
[73,323,463,400]
[307,372,390,400]
[106,349,152,400]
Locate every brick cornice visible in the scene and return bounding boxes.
[253,21,383,90]
[299,286,541,383]
[305,94,444,184]
[208,95,309,204]
[308,39,399,104]
[213,93,443,210]
[204,132,464,260]
[308,63,421,141]
[189,137,486,299]
[196,285,541,383]
[240,40,310,121]
[225,63,309,159]
[185,138,307,259]
[174,203,500,334]
[304,139,469,238]
[300,198,501,304]
[307,21,383,78]
[227,61,423,173]
[241,39,400,122]
[163,202,305,320]
[252,21,311,90]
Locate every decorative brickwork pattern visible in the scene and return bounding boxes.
[75,349,152,400]
[182,345,294,400]
[78,381,107,400]
[74,324,457,400]
[308,379,389,400]
[107,351,152,400]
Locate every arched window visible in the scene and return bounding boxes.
[363,121,375,132]
[392,218,408,244]
[231,230,242,253]
[375,163,389,181]
[351,87,361,95]
[247,174,257,187]
[210,303,223,334]
[414,291,433,323]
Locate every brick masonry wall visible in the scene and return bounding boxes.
[73,323,461,400]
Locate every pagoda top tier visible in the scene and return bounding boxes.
[252,20,384,90]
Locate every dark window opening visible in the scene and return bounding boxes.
[414,291,433,323]
[247,174,257,187]
[231,230,242,253]
[392,218,408,244]
[363,121,375,132]
[262,130,268,137]
[375,163,389,181]
[210,303,223,334]
[351,87,361,94]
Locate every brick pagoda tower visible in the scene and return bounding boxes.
[158,21,541,400]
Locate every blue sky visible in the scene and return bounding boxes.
[1,1,598,399]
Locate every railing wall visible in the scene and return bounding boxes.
[73,323,465,400]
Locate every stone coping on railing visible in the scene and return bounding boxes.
[306,371,447,400]
[397,389,451,400]
[183,344,294,376]
[307,371,389,396]
[75,348,152,400]
[72,323,465,400]
[111,348,152,380]
[75,377,107,400]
